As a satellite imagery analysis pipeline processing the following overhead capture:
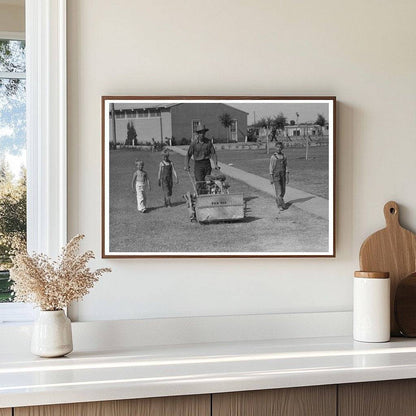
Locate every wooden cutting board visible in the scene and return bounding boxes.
[359,201,416,336]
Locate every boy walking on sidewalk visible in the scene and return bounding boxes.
[158,151,179,207]
[269,142,289,212]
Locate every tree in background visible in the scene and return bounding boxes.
[266,116,274,129]
[0,161,26,302]
[219,112,233,142]
[0,39,27,302]
[315,113,327,126]
[253,117,275,153]
[274,112,287,130]
[125,121,138,145]
[0,39,25,96]
[0,40,26,156]
[0,161,26,270]
[253,117,267,128]
[0,158,13,184]
[254,113,287,130]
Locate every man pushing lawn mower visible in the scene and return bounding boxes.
[184,122,219,195]
[183,122,244,224]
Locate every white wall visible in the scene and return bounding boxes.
[67,0,416,322]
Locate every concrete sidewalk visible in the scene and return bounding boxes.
[168,146,329,220]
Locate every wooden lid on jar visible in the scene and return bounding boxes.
[354,271,390,279]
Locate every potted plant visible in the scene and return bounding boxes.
[10,234,111,357]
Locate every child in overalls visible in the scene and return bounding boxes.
[269,142,289,211]
[131,160,151,213]
[158,152,178,207]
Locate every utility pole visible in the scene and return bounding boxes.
[266,122,271,155]
[159,112,163,145]
[266,129,269,154]
[110,103,116,146]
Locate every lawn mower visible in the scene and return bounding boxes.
[184,169,245,224]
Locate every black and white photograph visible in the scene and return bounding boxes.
[102,97,335,257]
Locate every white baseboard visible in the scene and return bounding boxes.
[0,311,352,353]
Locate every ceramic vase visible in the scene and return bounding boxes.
[31,310,73,357]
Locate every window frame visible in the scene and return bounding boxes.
[0,31,26,316]
[230,119,237,132]
[191,119,201,134]
[0,0,67,323]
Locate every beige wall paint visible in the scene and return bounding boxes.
[0,4,24,33]
[67,0,416,321]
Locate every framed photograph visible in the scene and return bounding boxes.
[102,96,336,258]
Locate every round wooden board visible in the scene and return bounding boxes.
[395,273,416,337]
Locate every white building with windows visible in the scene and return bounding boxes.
[109,102,248,144]
[284,123,328,137]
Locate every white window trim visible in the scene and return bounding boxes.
[26,0,67,257]
[0,71,25,79]
[0,0,67,324]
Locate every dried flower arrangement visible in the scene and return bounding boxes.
[10,234,111,311]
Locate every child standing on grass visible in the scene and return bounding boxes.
[269,141,289,212]
[158,151,178,207]
[131,160,151,213]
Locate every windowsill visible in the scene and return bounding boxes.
[0,303,35,324]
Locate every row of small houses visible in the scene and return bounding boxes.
[108,103,328,144]
[253,124,329,139]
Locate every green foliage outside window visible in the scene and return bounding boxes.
[0,39,27,302]
[0,162,26,302]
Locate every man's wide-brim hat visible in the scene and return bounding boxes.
[196,122,209,133]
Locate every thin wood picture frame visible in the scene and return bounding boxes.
[102,96,336,258]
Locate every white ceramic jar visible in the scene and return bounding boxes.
[353,271,390,343]
[31,310,73,357]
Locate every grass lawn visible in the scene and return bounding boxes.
[217,146,329,199]
[109,149,328,253]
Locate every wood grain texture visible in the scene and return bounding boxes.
[354,271,389,279]
[0,409,12,416]
[338,379,416,416]
[395,272,416,336]
[14,395,210,416]
[212,386,336,416]
[359,201,416,335]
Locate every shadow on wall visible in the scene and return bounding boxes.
[336,101,354,260]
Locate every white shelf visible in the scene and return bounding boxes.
[2,335,416,408]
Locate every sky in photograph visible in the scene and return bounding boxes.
[230,102,330,125]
